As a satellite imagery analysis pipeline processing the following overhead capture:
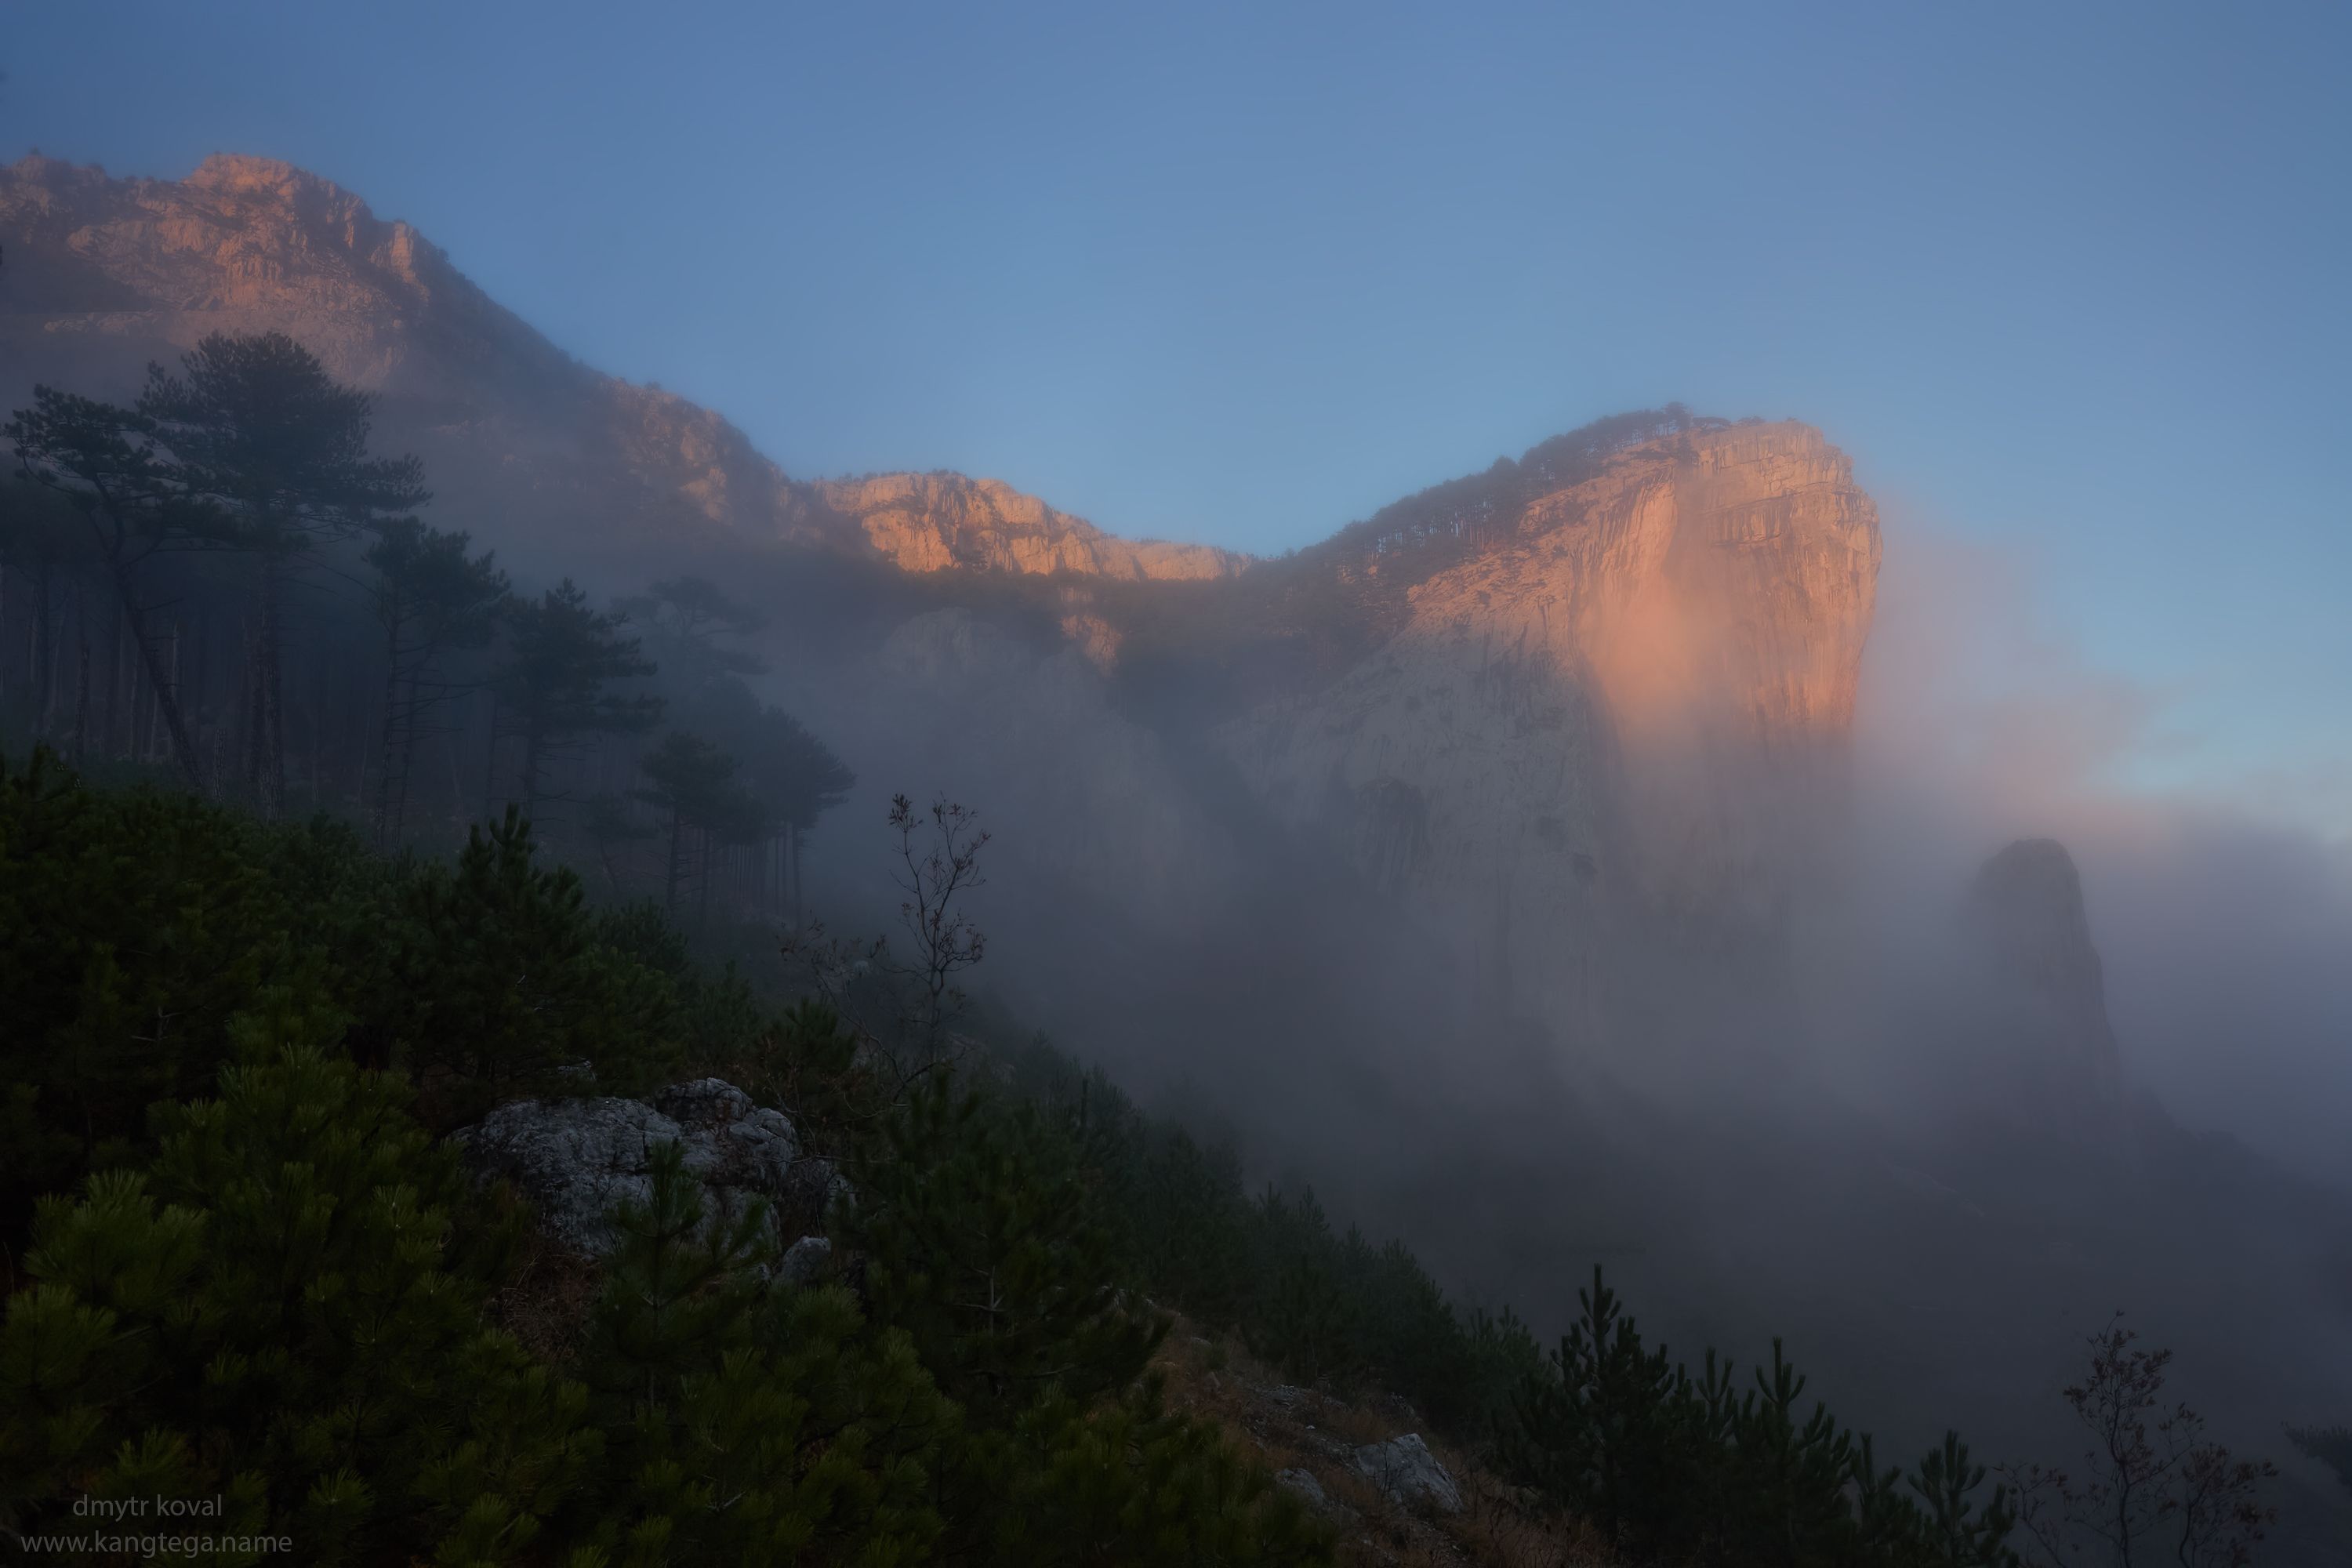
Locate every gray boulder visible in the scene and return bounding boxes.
[456,1080,839,1260]
[655,1078,802,1187]
[1351,1433,1462,1514]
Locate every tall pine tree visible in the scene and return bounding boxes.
[5,387,233,787]
[489,579,660,815]
[364,517,507,845]
[136,332,428,818]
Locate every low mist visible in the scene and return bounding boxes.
[736,502,2352,1543]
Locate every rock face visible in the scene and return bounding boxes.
[1220,421,1880,1049]
[454,1077,842,1260]
[1960,838,2127,1119]
[1351,1433,1463,1514]
[815,472,1248,581]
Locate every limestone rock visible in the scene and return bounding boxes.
[455,1080,841,1258]
[1350,1432,1462,1514]
[450,1096,682,1256]
[1218,420,1880,1064]
[814,471,1250,582]
[653,1077,801,1185]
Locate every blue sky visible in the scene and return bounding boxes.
[7,1,2347,830]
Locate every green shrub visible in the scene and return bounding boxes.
[2,1024,593,1565]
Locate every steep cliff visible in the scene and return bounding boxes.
[1218,422,1880,1044]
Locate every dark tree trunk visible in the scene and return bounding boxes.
[68,597,91,761]
[664,808,684,914]
[102,570,205,790]
[249,559,286,819]
[34,563,57,739]
[698,826,713,929]
[374,601,405,847]
[480,693,503,818]
[105,597,125,759]
[518,731,543,815]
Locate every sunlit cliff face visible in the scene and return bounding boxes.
[1425,423,1881,749]
[813,472,1254,582]
[1216,423,1879,1074]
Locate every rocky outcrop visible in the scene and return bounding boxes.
[815,472,1250,581]
[1960,838,2127,1116]
[453,1077,845,1261]
[1351,1433,1464,1514]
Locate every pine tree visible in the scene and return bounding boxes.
[363,517,506,845]
[585,1141,772,1412]
[1502,1266,1709,1558]
[853,1078,1164,1424]
[5,387,230,786]
[1907,1432,2022,1568]
[0,1021,601,1566]
[490,579,661,814]
[0,748,292,1231]
[1128,1127,1255,1329]
[614,575,768,694]
[1241,1187,1369,1389]
[581,1139,952,1566]
[136,332,429,818]
[974,1381,1331,1567]
[751,705,854,922]
[385,806,679,1110]
[633,729,755,920]
[0,477,86,742]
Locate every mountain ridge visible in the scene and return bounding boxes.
[0,151,1255,581]
[0,152,1860,620]
[1,150,1883,1042]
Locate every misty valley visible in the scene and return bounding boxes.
[5,84,2351,1568]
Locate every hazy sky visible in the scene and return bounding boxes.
[7,1,2347,833]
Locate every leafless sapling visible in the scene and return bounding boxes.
[2000,1312,2278,1568]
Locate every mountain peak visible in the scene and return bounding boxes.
[184,151,336,195]
[1965,837,2126,1112]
